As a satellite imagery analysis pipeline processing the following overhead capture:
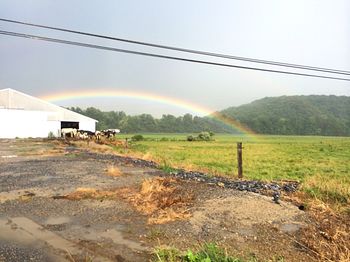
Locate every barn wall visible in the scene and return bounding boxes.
[0,109,61,138]
[79,120,96,132]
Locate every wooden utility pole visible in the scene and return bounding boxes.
[237,142,243,179]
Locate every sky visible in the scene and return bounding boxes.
[0,0,349,117]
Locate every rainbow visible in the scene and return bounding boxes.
[40,89,256,136]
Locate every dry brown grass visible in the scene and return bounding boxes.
[106,165,123,177]
[122,177,194,224]
[303,174,350,206]
[281,190,350,261]
[63,178,193,224]
[64,187,118,200]
[98,138,125,147]
[40,148,66,156]
[297,200,350,262]
[70,140,113,154]
[17,142,66,157]
[141,152,153,161]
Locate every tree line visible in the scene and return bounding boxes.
[69,107,238,133]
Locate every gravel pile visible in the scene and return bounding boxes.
[166,170,299,194]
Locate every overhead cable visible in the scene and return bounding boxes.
[1,30,350,82]
[1,17,350,76]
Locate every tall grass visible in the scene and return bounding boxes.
[116,134,350,208]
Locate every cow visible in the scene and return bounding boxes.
[77,130,95,140]
[61,128,77,138]
[101,129,120,138]
[95,131,102,141]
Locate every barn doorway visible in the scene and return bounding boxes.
[61,121,79,129]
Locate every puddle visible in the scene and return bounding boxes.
[1,155,17,158]
[45,216,71,230]
[0,188,76,203]
[69,225,147,251]
[100,228,147,251]
[4,217,78,253]
[0,188,45,203]
[45,216,71,225]
[0,217,114,261]
[0,218,67,262]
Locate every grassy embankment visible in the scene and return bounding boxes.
[114,134,350,209]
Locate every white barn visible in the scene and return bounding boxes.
[0,88,97,138]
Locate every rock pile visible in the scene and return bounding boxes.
[164,170,299,194]
[82,152,299,195]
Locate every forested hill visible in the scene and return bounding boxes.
[220,95,350,136]
[70,95,350,136]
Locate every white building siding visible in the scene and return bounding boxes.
[79,121,96,132]
[0,109,61,138]
[0,89,97,139]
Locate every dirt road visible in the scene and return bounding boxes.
[0,139,314,261]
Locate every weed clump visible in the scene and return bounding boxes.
[125,177,193,224]
[106,165,123,177]
[153,243,242,262]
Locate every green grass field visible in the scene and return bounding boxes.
[116,134,350,206]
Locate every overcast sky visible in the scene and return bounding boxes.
[0,0,349,116]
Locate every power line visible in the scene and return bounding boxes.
[1,30,350,82]
[1,17,350,76]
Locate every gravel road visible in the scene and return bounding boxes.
[0,139,313,262]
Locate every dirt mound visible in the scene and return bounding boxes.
[299,202,350,261]
[122,177,194,224]
[190,192,305,234]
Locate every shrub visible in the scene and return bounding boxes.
[197,132,211,141]
[131,134,144,141]
[48,131,55,139]
[187,135,195,141]
[187,132,215,142]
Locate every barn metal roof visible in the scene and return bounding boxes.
[0,88,97,122]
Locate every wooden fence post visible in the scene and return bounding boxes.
[237,142,243,179]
